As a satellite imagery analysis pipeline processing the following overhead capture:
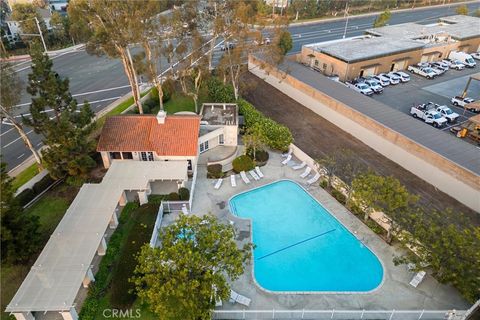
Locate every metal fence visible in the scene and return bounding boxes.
[149,202,164,248]
[213,309,465,320]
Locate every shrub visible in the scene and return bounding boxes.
[32,174,55,194]
[15,188,36,207]
[320,180,328,189]
[238,99,293,152]
[207,164,224,179]
[178,187,190,201]
[331,188,346,204]
[150,83,172,104]
[232,155,255,173]
[247,149,269,163]
[207,77,235,103]
[142,98,157,114]
[167,192,180,201]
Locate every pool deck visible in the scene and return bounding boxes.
[188,150,469,311]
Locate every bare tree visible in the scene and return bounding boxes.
[0,62,43,169]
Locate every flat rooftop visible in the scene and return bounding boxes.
[273,59,480,176]
[201,103,237,126]
[306,36,425,63]
[366,15,480,41]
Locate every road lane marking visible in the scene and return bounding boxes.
[17,153,25,159]
[2,129,33,148]
[11,96,122,115]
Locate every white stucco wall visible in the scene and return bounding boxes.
[249,61,480,212]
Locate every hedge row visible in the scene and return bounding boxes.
[232,155,255,173]
[15,174,56,207]
[238,99,293,152]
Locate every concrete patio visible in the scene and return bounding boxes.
[189,150,469,311]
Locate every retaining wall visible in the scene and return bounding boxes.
[248,56,480,212]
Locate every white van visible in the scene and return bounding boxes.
[448,51,476,68]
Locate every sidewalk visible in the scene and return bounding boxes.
[1,44,85,62]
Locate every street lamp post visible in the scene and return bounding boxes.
[34,17,47,53]
[342,2,349,39]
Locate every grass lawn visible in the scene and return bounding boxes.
[11,163,39,191]
[1,187,73,319]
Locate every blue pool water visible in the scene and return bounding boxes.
[229,180,383,292]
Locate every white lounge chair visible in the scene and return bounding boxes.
[214,178,223,190]
[281,149,292,158]
[230,174,237,187]
[306,172,321,185]
[292,161,306,170]
[240,171,251,184]
[300,166,312,178]
[255,166,264,178]
[229,289,251,307]
[249,170,260,181]
[281,154,292,165]
[181,204,189,215]
[409,271,426,288]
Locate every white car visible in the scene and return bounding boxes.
[449,60,465,70]
[364,79,384,93]
[441,59,452,67]
[451,96,475,107]
[472,52,480,60]
[346,82,374,96]
[385,72,401,84]
[407,65,437,79]
[391,71,410,82]
[435,105,459,122]
[410,105,448,127]
[373,74,391,86]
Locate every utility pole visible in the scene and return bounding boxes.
[342,2,349,39]
[34,17,47,53]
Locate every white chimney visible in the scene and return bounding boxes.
[156,110,166,124]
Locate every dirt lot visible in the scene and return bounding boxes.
[242,72,479,225]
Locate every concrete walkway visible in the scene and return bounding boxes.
[191,151,469,311]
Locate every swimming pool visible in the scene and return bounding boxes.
[229,180,383,292]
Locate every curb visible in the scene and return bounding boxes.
[1,44,85,62]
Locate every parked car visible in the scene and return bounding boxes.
[451,96,476,111]
[221,42,236,51]
[471,52,480,60]
[431,62,449,72]
[417,62,430,68]
[410,104,448,127]
[449,60,466,70]
[391,71,410,82]
[373,74,391,86]
[441,59,452,67]
[346,82,374,95]
[433,104,460,122]
[448,51,476,68]
[385,72,401,84]
[407,65,437,79]
[430,65,446,76]
[364,79,384,93]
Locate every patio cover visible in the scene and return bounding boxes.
[6,160,188,313]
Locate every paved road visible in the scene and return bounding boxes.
[2,1,479,170]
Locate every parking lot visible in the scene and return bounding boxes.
[369,66,479,134]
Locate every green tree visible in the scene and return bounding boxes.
[393,208,480,303]
[132,214,253,320]
[315,148,345,190]
[0,160,41,263]
[455,4,469,15]
[68,0,161,114]
[0,62,43,169]
[352,172,417,243]
[277,30,293,55]
[373,9,391,28]
[49,11,70,44]
[24,42,96,184]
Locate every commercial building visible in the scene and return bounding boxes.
[299,15,480,81]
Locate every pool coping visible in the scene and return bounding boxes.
[227,179,386,295]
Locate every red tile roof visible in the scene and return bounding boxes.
[97,115,201,156]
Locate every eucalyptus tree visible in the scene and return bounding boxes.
[69,0,163,114]
[0,62,43,169]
